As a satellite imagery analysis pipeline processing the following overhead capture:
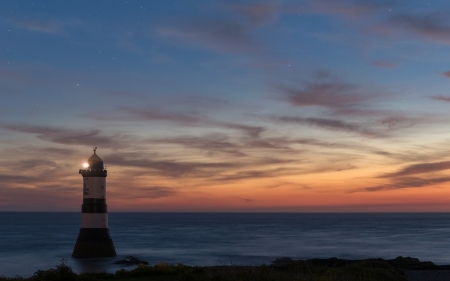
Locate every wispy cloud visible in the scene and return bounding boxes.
[151,134,245,157]
[1,124,134,149]
[0,69,30,82]
[292,138,355,149]
[379,161,450,178]
[118,106,200,124]
[111,186,177,199]
[371,61,397,68]
[218,122,265,138]
[0,174,40,185]
[216,168,293,181]
[301,0,390,17]
[230,196,252,202]
[230,3,279,26]
[14,159,59,170]
[351,176,450,192]
[385,12,450,44]
[88,105,266,139]
[0,184,79,211]
[272,115,380,137]
[169,95,230,110]
[158,19,259,54]
[11,19,66,35]
[297,2,450,47]
[156,1,281,55]
[149,133,299,158]
[440,71,450,78]
[378,115,416,131]
[430,95,450,102]
[105,153,238,178]
[278,73,375,109]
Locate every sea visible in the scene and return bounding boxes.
[1,212,450,277]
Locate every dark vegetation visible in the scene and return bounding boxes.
[1,256,444,281]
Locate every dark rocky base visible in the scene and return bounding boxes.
[0,258,409,281]
[113,256,149,266]
[72,228,116,258]
[271,256,450,270]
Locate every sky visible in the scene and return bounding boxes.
[2,0,450,212]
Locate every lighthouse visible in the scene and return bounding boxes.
[72,147,116,258]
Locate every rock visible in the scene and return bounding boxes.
[387,256,448,270]
[271,257,295,267]
[113,256,149,266]
[306,257,355,267]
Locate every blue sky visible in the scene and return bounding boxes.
[2,0,450,211]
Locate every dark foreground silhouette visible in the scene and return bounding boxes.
[1,256,448,281]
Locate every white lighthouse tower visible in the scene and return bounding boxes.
[72,147,116,258]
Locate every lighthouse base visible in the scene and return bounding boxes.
[72,228,116,258]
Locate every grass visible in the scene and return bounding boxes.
[0,259,408,281]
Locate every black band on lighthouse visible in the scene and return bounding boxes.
[82,204,107,213]
[83,198,106,204]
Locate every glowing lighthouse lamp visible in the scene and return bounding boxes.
[72,147,116,258]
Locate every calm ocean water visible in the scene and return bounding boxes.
[1,212,450,277]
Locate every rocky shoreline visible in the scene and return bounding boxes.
[112,255,450,271]
[108,255,450,281]
[270,256,450,270]
[1,256,449,281]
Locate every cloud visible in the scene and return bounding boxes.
[272,115,380,137]
[216,168,292,181]
[440,71,450,78]
[231,3,279,26]
[351,176,450,192]
[1,124,133,149]
[112,186,177,199]
[86,106,203,124]
[371,61,397,68]
[156,1,285,55]
[1,146,77,159]
[331,107,425,132]
[300,0,387,18]
[105,153,238,178]
[11,19,65,35]
[297,2,450,47]
[0,69,29,82]
[230,196,252,202]
[218,122,265,138]
[381,12,450,44]
[118,106,200,124]
[277,73,421,134]
[151,134,246,157]
[379,161,450,178]
[158,19,259,54]
[278,74,374,109]
[88,106,266,139]
[378,115,416,130]
[0,174,39,185]
[36,147,78,156]
[430,95,450,102]
[0,184,79,211]
[100,90,148,101]
[149,133,298,158]
[244,139,289,150]
[104,150,298,182]
[169,95,230,110]
[15,159,59,170]
[293,138,355,149]
[90,94,230,119]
